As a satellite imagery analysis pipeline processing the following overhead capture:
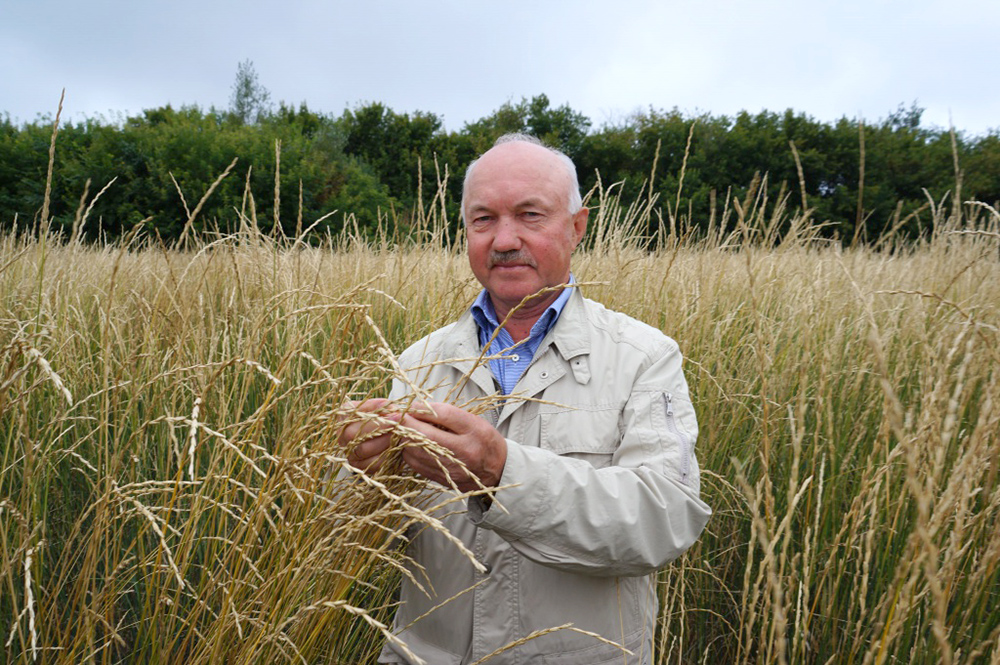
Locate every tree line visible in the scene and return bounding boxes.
[2,82,998,244]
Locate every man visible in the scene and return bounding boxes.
[340,134,710,664]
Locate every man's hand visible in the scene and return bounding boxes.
[339,399,507,493]
[398,402,508,493]
[340,399,402,473]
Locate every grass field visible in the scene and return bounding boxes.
[1,180,998,663]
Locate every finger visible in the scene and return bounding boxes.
[402,446,456,487]
[352,398,392,413]
[342,417,402,470]
[401,407,506,489]
[404,402,471,434]
[337,399,392,439]
[402,445,488,493]
[344,413,405,459]
[347,429,400,472]
[395,414,459,452]
[398,424,470,472]
[342,408,403,440]
[338,398,393,426]
[348,451,386,473]
[348,432,392,458]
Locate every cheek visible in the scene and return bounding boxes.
[534,238,567,264]
[467,239,490,272]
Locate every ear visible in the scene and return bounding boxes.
[571,207,589,248]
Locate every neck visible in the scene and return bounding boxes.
[490,290,561,343]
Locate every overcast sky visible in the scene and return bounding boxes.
[3,0,998,137]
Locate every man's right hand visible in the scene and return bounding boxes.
[339,399,402,473]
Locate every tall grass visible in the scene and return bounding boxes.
[1,157,999,663]
[639,202,1000,665]
[0,228,460,663]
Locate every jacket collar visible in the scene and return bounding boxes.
[533,286,589,361]
[437,286,592,393]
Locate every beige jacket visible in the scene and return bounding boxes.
[380,288,711,664]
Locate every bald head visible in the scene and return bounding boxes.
[461,134,582,224]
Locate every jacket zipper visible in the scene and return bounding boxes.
[486,407,499,427]
[663,392,691,481]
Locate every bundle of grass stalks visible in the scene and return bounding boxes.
[2,162,999,664]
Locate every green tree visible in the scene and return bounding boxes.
[964,132,1000,210]
[3,94,997,246]
[341,102,446,212]
[229,59,272,125]
[460,94,590,158]
[0,104,401,242]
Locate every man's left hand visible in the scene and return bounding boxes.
[398,402,507,493]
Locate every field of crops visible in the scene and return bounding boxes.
[1,188,998,663]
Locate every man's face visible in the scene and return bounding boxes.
[463,142,588,319]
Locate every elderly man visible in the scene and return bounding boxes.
[341,134,710,664]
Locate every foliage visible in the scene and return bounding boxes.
[340,102,445,207]
[2,91,1000,246]
[0,104,398,241]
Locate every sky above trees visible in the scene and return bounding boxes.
[2,0,998,136]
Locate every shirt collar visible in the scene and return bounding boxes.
[471,275,575,341]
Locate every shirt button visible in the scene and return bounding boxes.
[510,354,520,362]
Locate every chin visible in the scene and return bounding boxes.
[503,288,546,307]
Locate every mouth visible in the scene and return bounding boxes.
[491,263,533,271]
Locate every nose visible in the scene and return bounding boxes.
[492,216,521,251]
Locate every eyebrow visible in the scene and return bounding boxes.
[467,203,493,215]
[466,197,553,215]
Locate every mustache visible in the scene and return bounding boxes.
[488,250,536,269]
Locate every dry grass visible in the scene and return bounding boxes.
[0,216,491,663]
[1,163,998,664]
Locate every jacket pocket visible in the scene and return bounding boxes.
[519,564,650,663]
[538,405,622,468]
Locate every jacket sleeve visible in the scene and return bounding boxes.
[467,340,712,577]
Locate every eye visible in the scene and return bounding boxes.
[521,211,543,221]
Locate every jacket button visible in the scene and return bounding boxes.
[539,371,549,379]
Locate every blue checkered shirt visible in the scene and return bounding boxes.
[470,280,574,395]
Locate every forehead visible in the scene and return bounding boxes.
[465,143,569,209]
